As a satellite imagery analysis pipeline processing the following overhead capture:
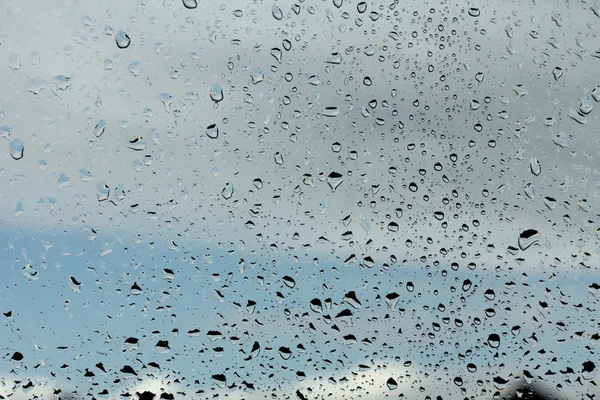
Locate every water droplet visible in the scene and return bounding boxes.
[221,182,234,200]
[580,97,593,115]
[270,48,282,63]
[487,333,500,348]
[552,132,570,148]
[524,183,535,200]
[322,107,340,117]
[272,4,283,20]
[468,8,480,17]
[543,196,557,210]
[331,142,342,153]
[282,276,296,288]
[529,157,541,176]
[115,30,131,49]
[327,172,343,192]
[79,169,93,182]
[206,124,219,139]
[9,139,24,160]
[484,289,495,300]
[386,378,398,390]
[308,75,321,86]
[250,68,264,84]
[182,0,197,9]
[552,67,563,81]
[125,137,147,151]
[94,120,106,138]
[357,2,367,13]
[97,182,110,202]
[127,61,141,76]
[518,229,541,251]
[274,152,284,165]
[326,53,342,64]
[591,86,600,102]
[210,83,223,103]
[158,93,173,112]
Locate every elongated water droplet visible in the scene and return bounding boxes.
[115,30,131,49]
[272,4,283,20]
[210,83,223,102]
[529,157,541,176]
[9,139,24,160]
[94,120,106,138]
[322,107,339,117]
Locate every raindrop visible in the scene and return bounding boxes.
[518,229,541,251]
[210,83,224,103]
[386,378,398,390]
[357,2,367,13]
[206,124,219,139]
[282,276,296,288]
[327,172,343,191]
[272,4,283,20]
[468,8,480,17]
[274,152,284,165]
[529,157,541,176]
[94,120,106,138]
[552,67,563,81]
[97,182,110,202]
[221,182,234,200]
[9,139,24,160]
[125,137,147,151]
[487,333,500,348]
[270,48,282,63]
[322,107,340,117]
[182,0,197,9]
[115,30,131,49]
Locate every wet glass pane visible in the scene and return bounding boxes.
[1,0,598,399]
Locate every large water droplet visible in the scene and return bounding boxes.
[250,68,264,84]
[327,172,343,191]
[9,139,24,160]
[115,30,131,49]
[182,0,197,9]
[270,48,282,63]
[97,182,110,202]
[274,152,284,165]
[272,4,283,20]
[518,229,541,251]
[322,107,339,117]
[487,333,500,348]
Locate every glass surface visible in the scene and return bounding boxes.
[1,0,598,399]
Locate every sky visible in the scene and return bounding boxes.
[1,0,599,399]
